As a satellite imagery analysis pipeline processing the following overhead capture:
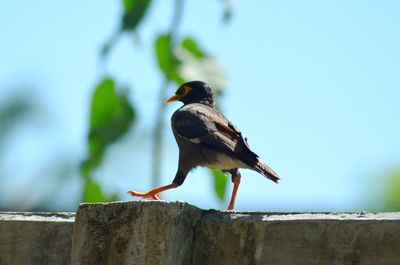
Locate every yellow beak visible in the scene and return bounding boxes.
[165,94,180,103]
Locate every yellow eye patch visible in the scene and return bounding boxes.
[180,86,192,97]
[165,85,193,103]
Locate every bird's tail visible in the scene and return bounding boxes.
[253,160,280,183]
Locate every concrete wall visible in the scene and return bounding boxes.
[0,212,75,265]
[1,202,400,265]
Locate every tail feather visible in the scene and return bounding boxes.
[253,160,280,183]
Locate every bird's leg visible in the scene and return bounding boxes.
[227,169,241,211]
[128,183,178,200]
[128,170,187,201]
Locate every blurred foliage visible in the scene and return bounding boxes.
[0,97,36,143]
[381,169,400,211]
[81,0,231,203]
[81,78,135,202]
[220,0,233,22]
[155,34,226,90]
[102,0,153,57]
[0,98,33,130]
[0,92,79,211]
[121,0,152,31]
[155,34,184,84]
[210,169,229,201]
[0,94,38,160]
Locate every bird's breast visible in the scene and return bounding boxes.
[199,148,249,170]
[172,124,248,170]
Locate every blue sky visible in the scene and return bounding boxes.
[0,0,399,211]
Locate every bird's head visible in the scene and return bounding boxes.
[165,81,215,107]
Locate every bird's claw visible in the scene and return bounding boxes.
[127,190,160,200]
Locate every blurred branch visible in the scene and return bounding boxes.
[220,0,233,22]
[101,0,153,60]
[151,0,184,188]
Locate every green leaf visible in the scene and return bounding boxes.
[99,0,151,60]
[181,37,205,59]
[383,169,400,211]
[154,34,183,83]
[82,178,109,202]
[176,37,227,95]
[155,34,173,76]
[89,78,135,150]
[210,169,228,201]
[121,0,152,32]
[80,77,135,202]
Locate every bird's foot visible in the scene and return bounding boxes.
[127,190,160,200]
[127,183,178,201]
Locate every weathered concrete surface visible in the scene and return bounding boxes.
[70,201,400,265]
[191,211,400,265]
[2,203,400,265]
[70,201,202,265]
[0,212,75,265]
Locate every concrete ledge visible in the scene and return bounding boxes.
[0,212,75,265]
[192,211,400,265]
[70,201,202,265]
[1,203,400,265]
[70,201,400,265]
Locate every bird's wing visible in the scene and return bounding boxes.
[172,104,259,165]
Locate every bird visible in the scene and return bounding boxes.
[128,81,280,210]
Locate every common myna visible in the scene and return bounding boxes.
[128,81,280,210]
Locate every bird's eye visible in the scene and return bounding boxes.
[181,86,192,97]
[176,86,192,97]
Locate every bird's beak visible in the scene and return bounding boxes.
[165,94,180,103]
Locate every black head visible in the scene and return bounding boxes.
[165,81,215,107]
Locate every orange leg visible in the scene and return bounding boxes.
[128,183,178,200]
[227,174,241,211]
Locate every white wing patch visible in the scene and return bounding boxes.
[189,138,201,144]
[176,132,202,144]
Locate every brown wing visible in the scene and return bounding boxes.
[172,104,259,166]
